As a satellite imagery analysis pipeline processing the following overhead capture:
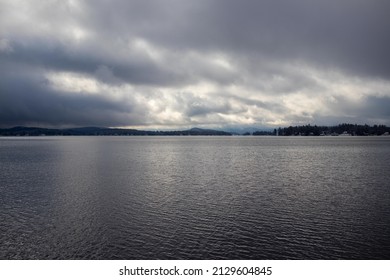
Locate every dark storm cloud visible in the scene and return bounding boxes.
[2,39,189,87]
[1,0,390,128]
[94,0,390,79]
[0,69,146,128]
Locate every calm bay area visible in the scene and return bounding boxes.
[1,136,389,259]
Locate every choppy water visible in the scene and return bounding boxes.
[0,136,389,259]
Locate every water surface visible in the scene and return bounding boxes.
[1,136,389,259]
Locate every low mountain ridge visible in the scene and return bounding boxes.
[0,126,232,136]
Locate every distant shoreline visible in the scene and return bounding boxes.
[0,126,232,136]
[0,124,389,136]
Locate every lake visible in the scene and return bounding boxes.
[0,136,389,259]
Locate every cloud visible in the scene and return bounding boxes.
[1,0,390,128]
[0,38,13,53]
[0,67,147,127]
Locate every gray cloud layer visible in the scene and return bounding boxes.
[1,0,390,128]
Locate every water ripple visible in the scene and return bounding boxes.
[1,136,390,259]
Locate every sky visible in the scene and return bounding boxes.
[1,0,390,129]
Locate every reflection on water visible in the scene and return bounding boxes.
[1,136,389,259]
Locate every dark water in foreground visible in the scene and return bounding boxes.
[1,136,389,259]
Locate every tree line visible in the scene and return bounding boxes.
[251,123,389,136]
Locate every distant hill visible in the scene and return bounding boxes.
[181,127,232,135]
[0,126,232,136]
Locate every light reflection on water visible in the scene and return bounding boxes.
[0,136,389,259]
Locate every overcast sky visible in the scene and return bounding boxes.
[1,0,390,129]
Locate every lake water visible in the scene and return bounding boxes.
[1,136,389,259]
